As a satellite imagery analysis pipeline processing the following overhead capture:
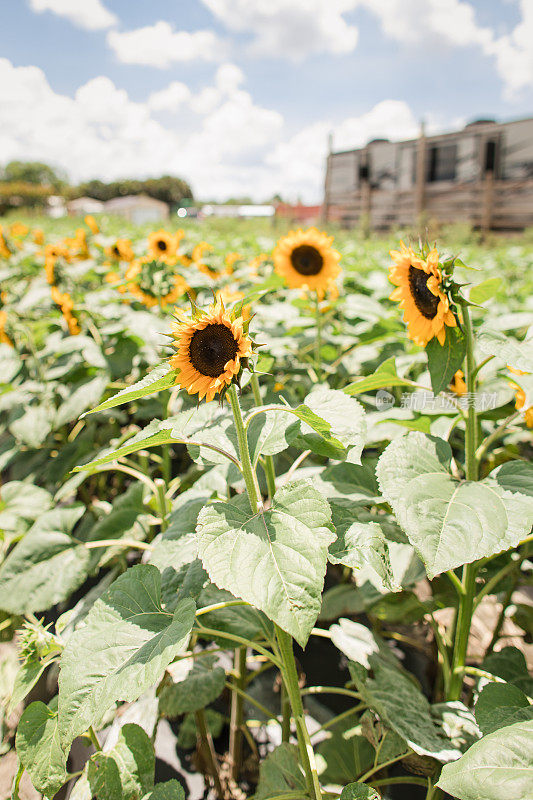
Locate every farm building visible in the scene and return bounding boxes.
[104,194,169,224]
[323,117,533,230]
[66,197,104,216]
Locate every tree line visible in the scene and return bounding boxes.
[0,161,193,215]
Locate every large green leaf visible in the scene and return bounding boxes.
[481,647,533,696]
[330,619,400,670]
[328,504,399,592]
[340,785,380,800]
[425,326,466,395]
[344,357,414,396]
[58,565,195,749]
[85,365,179,415]
[142,781,185,800]
[376,433,533,577]
[475,682,533,735]
[294,387,366,463]
[158,653,226,715]
[477,328,533,373]
[351,657,459,761]
[148,489,211,609]
[254,743,308,800]
[16,700,67,797]
[316,718,374,785]
[437,720,533,800]
[88,723,155,800]
[0,506,89,614]
[55,375,108,427]
[247,408,298,464]
[197,481,334,647]
[0,481,52,532]
[9,403,53,448]
[74,420,178,472]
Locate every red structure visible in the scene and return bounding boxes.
[274,203,322,225]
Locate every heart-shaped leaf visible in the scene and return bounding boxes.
[197,481,334,647]
[58,564,195,750]
[437,720,533,800]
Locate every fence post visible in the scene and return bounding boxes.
[322,132,333,223]
[414,121,426,224]
[481,170,494,233]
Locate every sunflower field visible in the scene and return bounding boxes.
[0,214,532,800]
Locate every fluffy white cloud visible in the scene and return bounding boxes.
[201,0,359,59]
[485,0,533,97]
[148,82,192,113]
[0,57,450,203]
[353,0,492,48]
[353,0,533,96]
[28,0,117,30]
[267,100,419,199]
[107,21,224,68]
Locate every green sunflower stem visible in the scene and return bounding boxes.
[314,291,323,381]
[448,301,479,702]
[275,625,323,800]
[227,384,262,511]
[250,373,277,499]
[227,383,322,800]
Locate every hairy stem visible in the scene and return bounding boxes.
[229,647,247,781]
[448,302,479,702]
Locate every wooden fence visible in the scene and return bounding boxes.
[324,176,533,231]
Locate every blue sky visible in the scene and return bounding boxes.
[1,0,531,200]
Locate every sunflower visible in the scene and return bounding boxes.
[106,239,134,262]
[170,298,254,402]
[125,257,189,308]
[10,222,29,238]
[148,230,177,259]
[389,241,457,347]
[33,228,44,245]
[217,287,251,319]
[0,227,11,259]
[449,369,467,395]
[84,215,99,234]
[273,228,341,298]
[0,309,12,346]
[51,287,80,335]
[508,367,533,428]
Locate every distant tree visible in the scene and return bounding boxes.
[71,176,193,206]
[1,161,66,190]
[0,182,53,215]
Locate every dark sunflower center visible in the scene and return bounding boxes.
[189,323,239,377]
[290,245,324,276]
[113,246,120,256]
[157,240,167,251]
[408,266,440,319]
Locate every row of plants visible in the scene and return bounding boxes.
[0,215,532,800]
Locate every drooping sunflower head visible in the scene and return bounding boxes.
[273,227,341,298]
[170,298,255,402]
[148,230,177,259]
[125,257,188,308]
[389,241,457,347]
